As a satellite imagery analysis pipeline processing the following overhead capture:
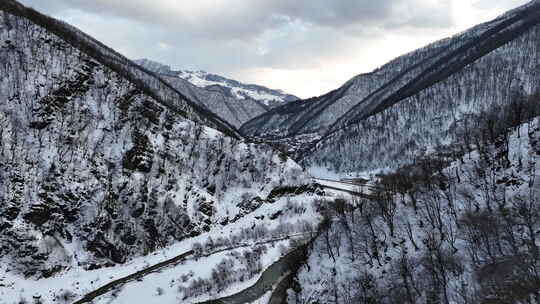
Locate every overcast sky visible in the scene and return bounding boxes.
[19,0,529,98]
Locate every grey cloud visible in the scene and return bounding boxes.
[269,0,452,29]
[20,0,453,40]
[17,0,455,72]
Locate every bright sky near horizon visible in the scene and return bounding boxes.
[20,0,530,98]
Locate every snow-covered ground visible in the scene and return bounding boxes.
[0,191,323,304]
[249,291,273,304]
[178,70,289,105]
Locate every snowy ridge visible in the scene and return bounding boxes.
[176,70,297,107]
[238,2,538,134]
[135,59,284,127]
[136,59,299,108]
[0,0,241,139]
[156,72,270,128]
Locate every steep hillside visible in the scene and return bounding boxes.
[289,117,540,304]
[0,0,241,139]
[136,59,298,127]
[0,1,324,301]
[307,0,540,173]
[241,0,540,174]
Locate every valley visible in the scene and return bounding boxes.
[1,0,540,303]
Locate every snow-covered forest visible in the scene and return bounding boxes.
[292,118,540,304]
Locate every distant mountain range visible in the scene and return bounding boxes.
[135,59,299,108]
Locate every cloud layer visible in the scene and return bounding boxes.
[18,0,530,97]
[25,0,453,38]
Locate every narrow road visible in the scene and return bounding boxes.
[317,183,380,200]
[313,177,387,192]
[313,178,387,200]
[314,177,368,187]
[73,250,194,304]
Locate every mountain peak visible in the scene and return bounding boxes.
[135,58,299,107]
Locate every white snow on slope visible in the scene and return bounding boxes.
[177,69,295,106]
[0,192,324,304]
[136,59,298,107]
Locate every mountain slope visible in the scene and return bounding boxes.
[307,0,540,173]
[0,0,242,139]
[136,59,299,107]
[0,2,324,301]
[330,1,540,131]
[241,0,540,174]
[154,72,269,128]
[136,59,298,127]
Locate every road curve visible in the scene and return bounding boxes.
[73,250,194,304]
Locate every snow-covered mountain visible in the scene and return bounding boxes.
[0,1,325,302]
[241,0,540,174]
[132,59,297,128]
[239,2,540,300]
[136,59,299,108]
